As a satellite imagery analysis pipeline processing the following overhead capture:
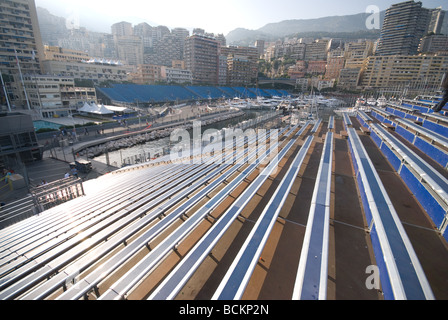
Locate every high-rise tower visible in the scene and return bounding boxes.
[184,34,219,85]
[376,1,431,56]
[0,0,44,76]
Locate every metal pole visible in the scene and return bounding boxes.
[14,48,31,111]
[0,72,11,112]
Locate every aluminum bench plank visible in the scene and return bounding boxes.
[212,135,314,300]
[292,132,333,300]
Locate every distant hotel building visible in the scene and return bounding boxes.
[111,21,144,66]
[161,66,192,84]
[255,40,265,58]
[111,21,133,37]
[130,64,162,85]
[428,7,445,34]
[220,46,259,86]
[419,35,448,54]
[360,54,448,90]
[0,0,44,76]
[41,59,131,84]
[304,39,331,61]
[376,1,444,56]
[0,0,45,110]
[184,34,219,85]
[19,74,96,118]
[43,46,90,62]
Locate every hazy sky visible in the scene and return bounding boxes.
[35,0,446,35]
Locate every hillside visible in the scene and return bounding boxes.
[226,10,448,45]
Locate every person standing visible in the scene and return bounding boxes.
[433,72,448,112]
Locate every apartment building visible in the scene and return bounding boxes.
[0,0,44,77]
[306,60,327,75]
[115,35,144,66]
[218,54,227,86]
[344,41,374,69]
[226,55,253,86]
[265,41,306,61]
[17,74,96,118]
[184,34,219,85]
[111,21,133,37]
[376,1,444,56]
[419,35,448,54]
[161,66,192,84]
[144,33,183,67]
[220,46,259,86]
[325,49,345,80]
[304,39,331,61]
[44,46,90,62]
[359,54,448,90]
[288,60,307,79]
[130,64,162,85]
[41,59,131,84]
[255,40,265,58]
[338,68,362,90]
[428,7,445,34]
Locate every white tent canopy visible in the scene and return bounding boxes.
[95,104,114,115]
[78,102,114,115]
[79,102,96,113]
[104,105,134,114]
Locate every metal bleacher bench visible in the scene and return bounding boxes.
[369,123,448,240]
[97,131,299,300]
[0,127,282,299]
[292,132,333,300]
[347,127,434,300]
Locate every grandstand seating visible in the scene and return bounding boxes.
[97,128,294,300]
[357,110,373,129]
[343,113,352,129]
[217,87,239,98]
[311,119,322,133]
[385,103,423,122]
[2,92,448,301]
[328,116,334,130]
[212,135,314,300]
[370,107,395,126]
[394,118,448,169]
[148,125,306,300]
[247,88,271,97]
[367,99,448,242]
[96,84,291,104]
[420,113,448,137]
[185,86,229,100]
[346,127,434,300]
[293,132,333,300]
[232,87,257,99]
[401,99,435,114]
[368,123,448,238]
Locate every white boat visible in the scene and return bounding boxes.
[355,98,366,108]
[334,107,357,116]
[377,96,387,107]
[367,97,377,106]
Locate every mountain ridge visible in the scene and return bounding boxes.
[36,6,448,48]
[226,10,448,45]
